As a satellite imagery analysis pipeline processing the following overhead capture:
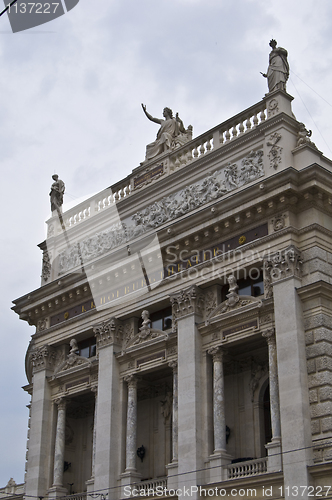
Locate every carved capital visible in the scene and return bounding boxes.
[168,360,178,372]
[94,317,123,347]
[31,345,57,373]
[124,374,139,390]
[262,328,276,346]
[264,245,303,284]
[170,285,205,320]
[207,346,225,362]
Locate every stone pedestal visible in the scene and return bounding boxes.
[48,486,68,499]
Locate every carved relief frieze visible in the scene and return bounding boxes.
[57,150,265,275]
[94,317,123,348]
[264,245,303,284]
[170,285,205,324]
[267,132,282,170]
[30,345,57,373]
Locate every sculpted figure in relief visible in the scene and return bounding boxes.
[142,104,192,161]
[261,39,289,93]
[50,174,65,213]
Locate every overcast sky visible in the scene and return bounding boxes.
[1,0,332,487]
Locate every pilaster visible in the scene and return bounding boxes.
[93,318,122,497]
[265,246,313,498]
[170,285,204,499]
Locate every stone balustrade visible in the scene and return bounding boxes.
[135,477,167,494]
[61,493,87,500]
[169,99,267,170]
[47,98,267,237]
[227,457,268,479]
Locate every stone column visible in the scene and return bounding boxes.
[262,329,281,440]
[125,375,138,472]
[52,398,67,487]
[169,361,178,462]
[264,245,312,497]
[262,329,282,472]
[208,347,226,453]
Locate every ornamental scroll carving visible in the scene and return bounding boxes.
[57,150,265,275]
[94,317,123,348]
[170,285,205,329]
[264,245,303,283]
[30,345,57,373]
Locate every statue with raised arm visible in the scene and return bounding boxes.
[261,39,289,93]
[141,104,192,161]
[49,174,65,213]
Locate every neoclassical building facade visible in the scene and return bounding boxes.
[13,88,332,500]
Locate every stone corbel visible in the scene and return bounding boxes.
[94,316,123,348]
[30,344,57,373]
[264,245,303,285]
[170,285,205,324]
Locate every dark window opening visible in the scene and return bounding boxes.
[138,307,172,331]
[77,337,96,358]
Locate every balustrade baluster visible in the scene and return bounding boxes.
[239,122,244,135]
[253,113,259,126]
[246,117,251,130]
[225,129,231,142]
[260,109,266,122]
[232,125,237,138]
[193,146,199,158]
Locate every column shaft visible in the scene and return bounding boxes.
[169,362,178,461]
[125,376,138,471]
[263,330,281,440]
[209,348,226,453]
[53,399,66,487]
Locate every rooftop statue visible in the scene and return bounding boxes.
[49,174,65,213]
[141,104,192,161]
[261,39,289,93]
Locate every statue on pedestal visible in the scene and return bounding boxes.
[261,39,289,93]
[141,104,192,161]
[49,174,65,213]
